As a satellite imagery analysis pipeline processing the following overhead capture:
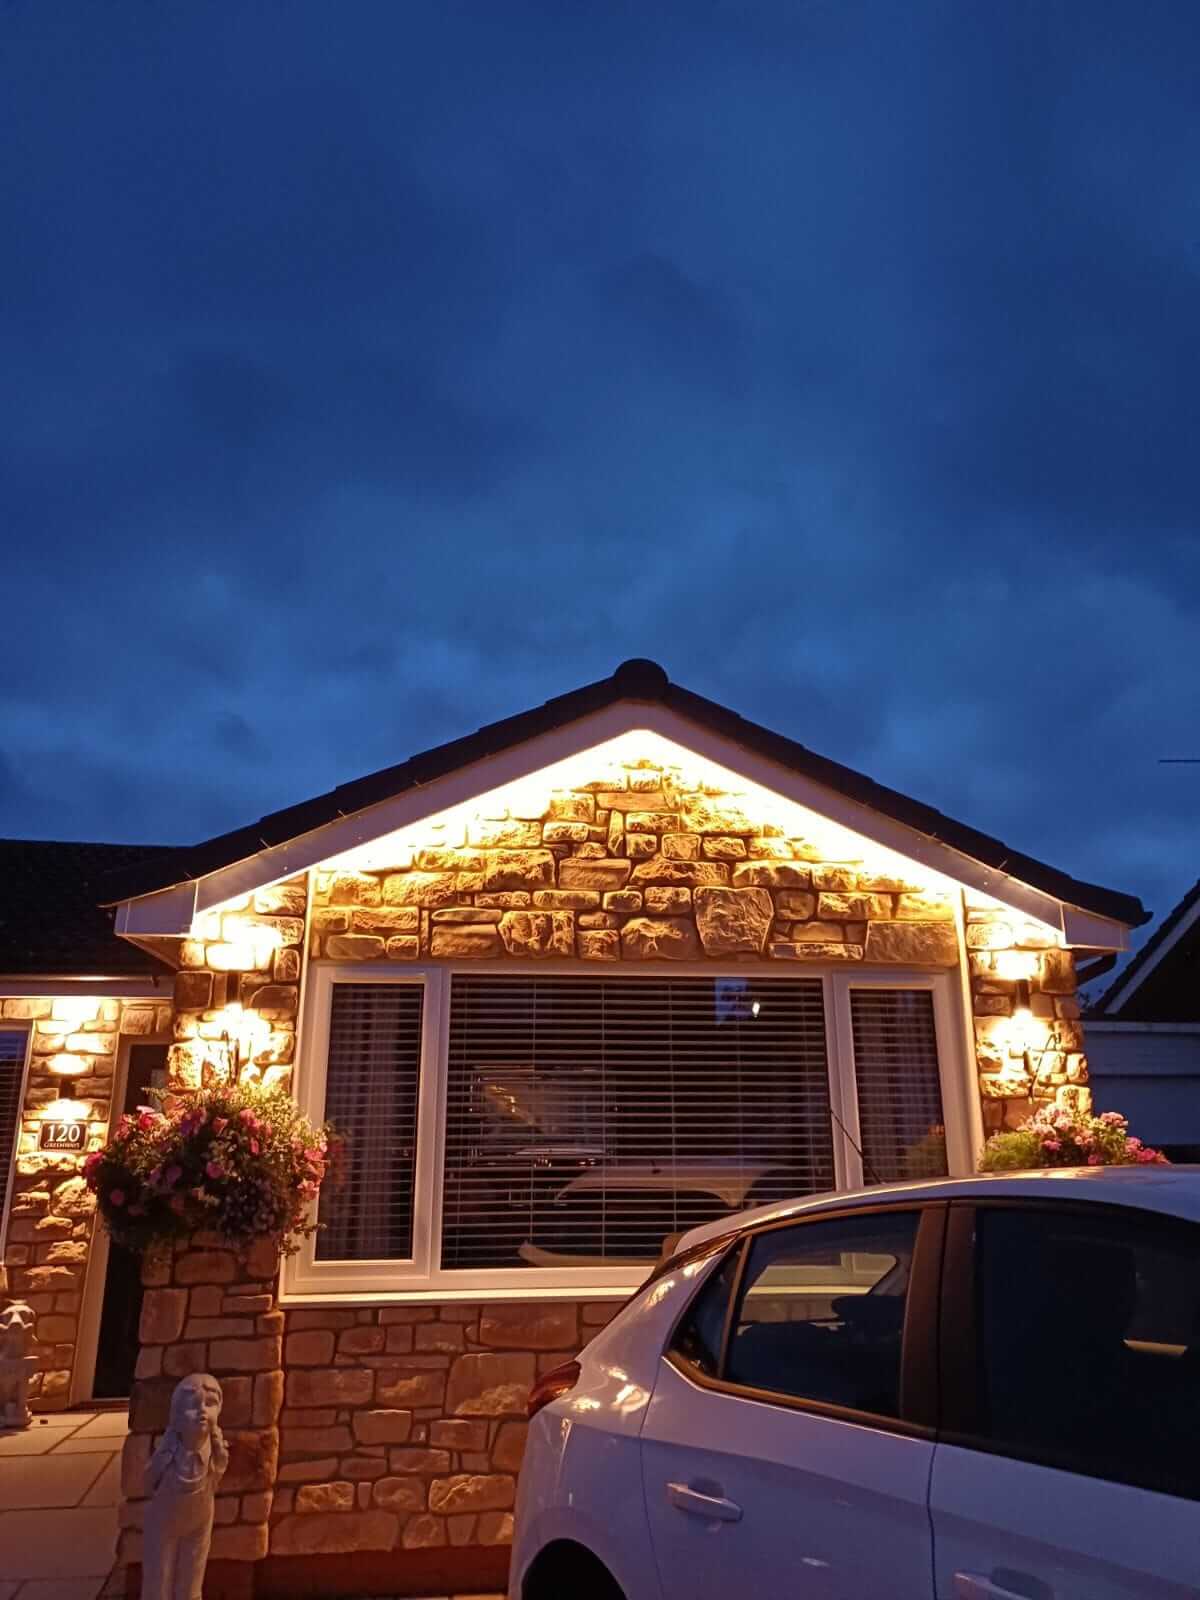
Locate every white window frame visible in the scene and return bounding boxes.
[285,961,972,1302]
[0,1026,33,1253]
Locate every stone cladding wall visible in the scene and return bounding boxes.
[166,877,307,1093]
[965,897,1087,1130]
[1,994,172,1408]
[120,1236,285,1573]
[307,758,961,969]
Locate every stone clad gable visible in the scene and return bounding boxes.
[308,756,960,968]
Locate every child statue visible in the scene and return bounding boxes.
[142,1373,229,1600]
[0,1300,38,1429]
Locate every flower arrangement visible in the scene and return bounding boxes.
[84,1081,341,1257]
[980,1105,1169,1172]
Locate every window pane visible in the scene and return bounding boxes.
[315,983,423,1261]
[726,1210,919,1417]
[850,989,947,1183]
[442,975,836,1270]
[0,1031,26,1231]
[670,1246,743,1378]
[976,1207,1200,1498]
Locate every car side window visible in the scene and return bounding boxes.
[670,1245,744,1378]
[716,1210,920,1418]
[974,1206,1200,1500]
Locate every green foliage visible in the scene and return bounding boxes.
[83,1080,342,1257]
[980,1105,1168,1173]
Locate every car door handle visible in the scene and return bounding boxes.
[666,1482,743,1522]
[955,1574,1053,1600]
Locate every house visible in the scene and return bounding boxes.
[1085,879,1200,1162]
[0,660,1149,1596]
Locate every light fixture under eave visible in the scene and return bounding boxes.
[47,1053,86,1077]
[44,1099,89,1123]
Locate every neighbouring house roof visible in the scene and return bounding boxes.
[101,658,1150,930]
[0,839,175,978]
[1095,880,1200,1020]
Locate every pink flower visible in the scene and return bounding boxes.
[165,1165,182,1187]
[250,1139,260,1155]
[110,1189,126,1206]
[1087,1153,1103,1166]
[205,1160,224,1181]
[238,1108,259,1127]
[1136,1148,1160,1164]
[1042,1138,1062,1153]
[136,1110,160,1132]
[1100,1111,1126,1126]
[83,1152,102,1176]
[212,1117,229,1134]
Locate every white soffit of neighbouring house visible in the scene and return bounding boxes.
[113,708,1126,949]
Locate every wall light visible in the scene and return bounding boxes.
[993,950,1039,983]
[205,1003,272,1085]
[47,1053,86,1077]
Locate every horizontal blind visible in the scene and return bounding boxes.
[0,1031,27,1233]
[442,975,835,1271]
[849,988,947,1184]
[316,983,423,1261]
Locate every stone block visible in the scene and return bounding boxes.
[498,911,575,958]
[254,882,308,915]
[325,934,386,961]
[402,1514,447,1549]
[531,889,600,909]
[603,890,643,912]
[139,1288,188,1345]
[625,811,682,835]
[542,821,591,843]
[817,893,893,920]
[447,1353,535,1416]
[644,886,692,914]
[429,1474,515,1514]
[770,941,864,961]
[894,892,954,921]
[480,850,556,891]
[271,1510,400,1556]
[353,1408,414,1445]
[430,925,502,958]
[278,1457,340,1483]
[210,1523,269,1561]
[385,936,420,959]
[694,886,773,955]
[414,1322,464,1354]
[296,1480,355,1514]
[286,1330,336,1366]
[208,1335,280,1373]
[732,862,812,889]
[339,1325,386,1356]
[286,1367,374,1408]
[630,857,728,887]
[864,922,958,966]
[619,918,701,961]
[478,1304,578,1351]
[376,1369,446,1408]
[679,799,757,835]
[382,871,459,908]
[387,1446,452,1474]
[351,905,420,935]
[491,1421,528,1473]
[433,907,505,923]
[558,857,634,892]
[786,921,847,943]
[661,833,700,860]
[414,849,487,873]
[479,1510,515,1545]
[174,971,214,1010]
[372,1475,427,1511]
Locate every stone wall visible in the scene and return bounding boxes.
[120,1236,285,1580]
[308,757,960,969]
[166,877,307,1094]
[965,899,1086,1129]
[2,994,172,1408]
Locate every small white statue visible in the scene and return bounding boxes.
[142,1373,229,1600]
[0,1300,38,1429]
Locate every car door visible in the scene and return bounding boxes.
[931,1199,1200,1600]
[640,1203,944,1600]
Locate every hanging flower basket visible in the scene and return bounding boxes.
[980,1105,1168,1173]
[83,1081,342,1257]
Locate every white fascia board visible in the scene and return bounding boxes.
[1100,893,1200,1014]
[114,700,1132,946]
[113,881,198,938]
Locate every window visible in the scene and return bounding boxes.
[315,983,423,1260]
[973,1206,1200,1499]
[849,989,947,1182]
[0,1030,29,1243]
[293,965,962,1296]
[719,1210,920,1417]
[441,974,835,1271]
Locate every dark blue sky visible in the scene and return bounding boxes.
[2,1,1198,945]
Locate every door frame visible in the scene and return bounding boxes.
[73,1032,170,1404]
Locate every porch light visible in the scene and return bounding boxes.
[207,1002,271,1085]
[47,1053,86,1076]
[43,1098,89,1123]
[993,950,1039,983]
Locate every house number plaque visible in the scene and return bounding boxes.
[39,1120,86,1152]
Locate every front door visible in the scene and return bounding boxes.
[932,1200,1200,1600]
[641,1205,941,1600]
[91,1042,168,1399]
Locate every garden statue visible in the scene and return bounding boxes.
[142,1373,229,1600]
[0,1300,38,1429]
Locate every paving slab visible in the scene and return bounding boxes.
[0,1453,110,1511]
[0,1429,69,1458]
[67,1415,128,1441]
[47,1435,124,1455]
[80,1458,120,1509]
[16,1582,106,1600]
[0,1507,116,1581]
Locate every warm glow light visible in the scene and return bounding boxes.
[993,950,1040,982]
[44,1099,89,1122]
[51,997,100,1025]
[47,1053,86,1076]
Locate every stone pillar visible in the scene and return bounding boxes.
[120,1234,283,1597]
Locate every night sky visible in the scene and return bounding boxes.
[3,2,1198,959]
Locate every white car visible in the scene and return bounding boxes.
[510,1167,1200,1600]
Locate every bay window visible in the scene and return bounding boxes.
[289,966,965,1299]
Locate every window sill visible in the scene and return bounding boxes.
[279,1280,641,1307]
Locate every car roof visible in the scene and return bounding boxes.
[677,1166,1200,1251]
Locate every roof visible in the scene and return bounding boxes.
[1096,879,1200,1019]
[678,1166,1200,1251]
[101,658,1149,928]
[0,839,175,977]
